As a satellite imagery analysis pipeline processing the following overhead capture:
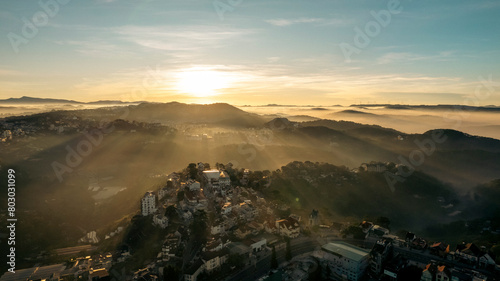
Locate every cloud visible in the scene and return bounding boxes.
[0,68,22,76]
[265,17,348,27]
[377,51,455,64]
[113,25,256,52]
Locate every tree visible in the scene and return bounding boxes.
[190,210,208,244]
[342,225,365,240]
[187,163,197,179]
[375,216,391,229]
[163,266,179,281]
[271,246,278,269]
[228,253,244,269]
[177,190,184,202]
[165,205,178,220]
[166,180,174,189]
[285,237,292,261]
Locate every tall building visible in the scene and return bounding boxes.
[141,191,156,216]
[370,239,394,277]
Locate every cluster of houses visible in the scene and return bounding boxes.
[135,163,309,281]
[368,236,495,281]
[361,222,498,281]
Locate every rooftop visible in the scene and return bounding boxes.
[321,242,369,262]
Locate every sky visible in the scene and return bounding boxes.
[1,0,499,106]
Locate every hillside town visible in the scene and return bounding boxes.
[1,162,500,281]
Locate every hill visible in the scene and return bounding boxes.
[124,102,266,127]
[259,161,457,229]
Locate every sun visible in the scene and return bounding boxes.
[175,67,231,98]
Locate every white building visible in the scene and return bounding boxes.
[158,187,169,201]
[153,214,169,228]
[203,169,220,181]
[202,250,229,272]
[318,242,370,281]
[184,260,205,281]
[141,191,156,216]
[188,181,201,191]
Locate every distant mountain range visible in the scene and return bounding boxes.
[0,96,145,105]
[351,104,500,112]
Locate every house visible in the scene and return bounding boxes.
[316,242,370,281]
[141,192,156,216]
[368,225,390,238]
[184,259,205,281]
[360,221,374,233]
[201,249,229,272]
[152,213,168,229]
[361,162,387,172]
[412,237,427,250]
[211,221,224,235]
[265,221,278,234]
[309,209,319,226]
[234,226,251,239]
[157,187,169,201]
[187,180,201,191]
[421,263,451,281]
[430,242,450,258]
[478,251,496,268]
[247,221,264,235]
[204,235,230,252]
[276,217,300,238]
[162,234,179,261]
[455,243,482,264]
[221,202,232,215]
[219,170,231,188]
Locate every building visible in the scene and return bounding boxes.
[158,187,169,201]
[184,259,205,281]
[162,234,180,262]
[361,162,387,172]
[247,237,267,252]
[430,242,450,258]
[309,209,319,226]
[152,214,168,229]
[421,263,451,281]
[201,249,229,272]
[276,217,300,238]
[370,239,394,277]
[318,242,370,281]
[141,191,156,216]
[219,171,231,188]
